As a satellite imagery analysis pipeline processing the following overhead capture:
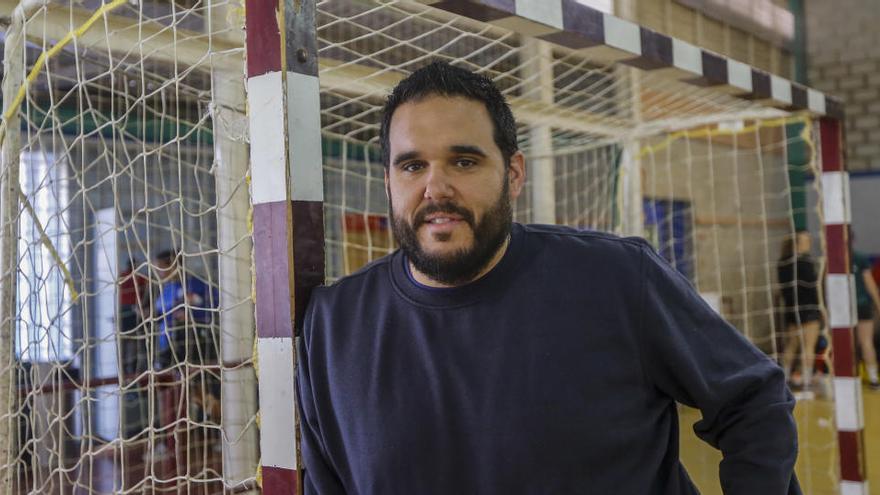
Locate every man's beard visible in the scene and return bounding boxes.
[389,180,513,286]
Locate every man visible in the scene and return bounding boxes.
[118,257,150,375]
[154,250,216,366]
[153,250,220,417]
[118,257,151,439]
[776,230,821,389]
[297,62,799,494]
[850,233,880,390]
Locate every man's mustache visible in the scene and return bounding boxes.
[413,202,475,227]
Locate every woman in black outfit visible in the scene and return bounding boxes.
[777,230,822,387]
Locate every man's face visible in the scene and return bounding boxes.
[796,232,811,254]
[156,259,176,281]
[385,95,525,285]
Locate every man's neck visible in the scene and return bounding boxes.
[409,236,510,288]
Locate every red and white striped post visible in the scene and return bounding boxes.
[821,116,868,495]
[245,0,324,493]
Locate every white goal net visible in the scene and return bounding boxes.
[0,0,256,492]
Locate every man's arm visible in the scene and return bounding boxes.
[635,244,801,495]
[296,303,347,495]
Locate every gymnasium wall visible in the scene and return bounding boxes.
[806,0,880,173]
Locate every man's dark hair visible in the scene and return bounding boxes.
[379,61,518,168]
[154,249,178,266]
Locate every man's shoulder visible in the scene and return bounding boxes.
[312,252,396,302]
[519,223,650,256]
[514,224,654,287]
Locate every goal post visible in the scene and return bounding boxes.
[818,116,866,493]
[0,3,27,492]
[244,0,325,492]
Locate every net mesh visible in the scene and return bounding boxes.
[0,0,839,493]
[0,0,256,492]
[637,120,836,493]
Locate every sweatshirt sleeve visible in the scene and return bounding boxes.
[297,300,347,495]
[635,244,801,495]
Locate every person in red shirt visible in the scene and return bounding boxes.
[872,256,880,371]
[872,257,880,293]
[119,258,150,376]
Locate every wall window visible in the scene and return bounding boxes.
[17,151,73,362]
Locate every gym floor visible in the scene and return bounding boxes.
[680,384,880,495]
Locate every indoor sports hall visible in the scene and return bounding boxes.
[0,0,877,493]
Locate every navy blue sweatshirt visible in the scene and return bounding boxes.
[297,223,800,494]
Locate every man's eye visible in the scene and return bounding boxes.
[402,162,424,173]
[455,158,476,168]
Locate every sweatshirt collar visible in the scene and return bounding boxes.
[389,223,525,308]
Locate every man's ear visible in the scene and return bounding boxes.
[384,167,390,200]
[508,151,526,201]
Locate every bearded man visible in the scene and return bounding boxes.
[296,62,800,495]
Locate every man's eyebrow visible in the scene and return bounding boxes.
[449,145,488,157]
[392,150,420,168]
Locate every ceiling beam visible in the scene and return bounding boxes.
[1,0,241,72]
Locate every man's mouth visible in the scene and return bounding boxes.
[413,204,474,232]
[424,214,463,225]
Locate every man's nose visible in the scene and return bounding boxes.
[423,164,454,201]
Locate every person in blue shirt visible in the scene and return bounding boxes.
[297,62,800,494]
[153,249,217,367]
[153,249,220,419]
[153,250,220,448]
